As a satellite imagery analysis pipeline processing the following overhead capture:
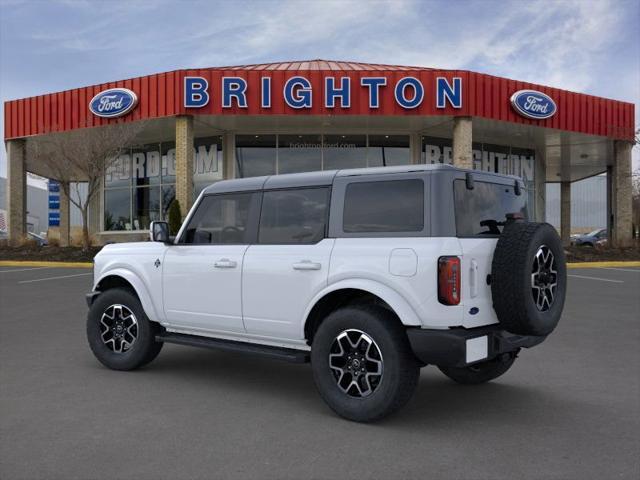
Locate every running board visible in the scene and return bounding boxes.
[156,332,310,363]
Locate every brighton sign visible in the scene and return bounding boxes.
[89,88,138,118]
[510,89,557,120]
[183,76,464,110]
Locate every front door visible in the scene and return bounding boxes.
[162,191,259,334]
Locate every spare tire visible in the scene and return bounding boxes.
[491,221,566,336]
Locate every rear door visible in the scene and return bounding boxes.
[242,187,333,340]
[454,178,529,328]
[162,192,260,334]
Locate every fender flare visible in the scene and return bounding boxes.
[94,268,161,322]
[301,278,422,338]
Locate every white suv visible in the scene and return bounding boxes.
[87,164,566,422]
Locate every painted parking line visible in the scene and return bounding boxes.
[0,266,53,273]
[18,272,93,284]
[568,274,624,283]
[600,267,640,273]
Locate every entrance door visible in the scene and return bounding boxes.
[242,187,333,340]
[162,191,259,334]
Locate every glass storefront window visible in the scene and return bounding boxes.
[236,135,277,178]
[323,134,367,171]
[368,135,410,166]
[194,136,223,198]
[132,186,161,230]
[132,143,162,187]
[278,134,322,174]
[161,185,176,219]
[161,142,177,184]
[104,188,131,231]
[105,153,131,188]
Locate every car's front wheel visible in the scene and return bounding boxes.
[311,306,420,422]
[87,288,163,371]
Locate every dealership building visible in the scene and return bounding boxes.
[3,60,636,246]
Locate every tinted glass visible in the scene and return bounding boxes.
[368,135,410,167]
[454,180,528,236]
[132,186,160,230]
[259,188,329,244]
[323,134,367,170]
[236,135,277,177]
[181,193,254,244]
[278,135,322,174]
[343,180,424,233]
[104,188,131,231]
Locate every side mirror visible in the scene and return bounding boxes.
[149,221,171,243]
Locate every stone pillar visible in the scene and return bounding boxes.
[59,181,70,247]
[6,139,27,245]
[534,150,547,222]
[410,133,422,164]
[222,133,236,180]
[452,117,473,169]
[560,181,571,247]
[610,141,633,247]
[175,115,194,218]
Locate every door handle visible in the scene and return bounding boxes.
[214,258,237,269]
[293,260,321,271]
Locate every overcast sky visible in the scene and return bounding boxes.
[1,0,638,180]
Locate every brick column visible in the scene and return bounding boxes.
[59,181,70,247]
[611,141,633,247]
[6,139,27,245]
[560,181,571,247]
[175,115,194,218]
[452,117,473,169]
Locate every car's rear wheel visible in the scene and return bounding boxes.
[438,352,517,385]
[311,306,420,422]
[87,288,163,371]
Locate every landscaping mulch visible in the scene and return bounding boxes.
[0,244,102,262]
[564,245,640,262]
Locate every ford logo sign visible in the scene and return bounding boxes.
[89,88,138,118]
[510,89,556,120]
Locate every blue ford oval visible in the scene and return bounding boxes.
[89,88,138,118]
[510,90,556,120]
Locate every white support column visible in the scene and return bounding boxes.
[611,141,633,247]
[452,117,473,169]
[6,139,27,245]
[223,133,236,179]
[410,133,422,164]
[560,181,571,247]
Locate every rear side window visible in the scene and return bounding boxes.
[181,193,255,244]
[343,179,424,233]
[259,188,329,244]
[454,180,528,236]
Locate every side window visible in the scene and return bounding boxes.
[181,193,255,244]
[343,179,424,233]
[454,180,528,236]
[259,188,329,244]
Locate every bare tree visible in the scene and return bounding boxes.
[27,122,143,250]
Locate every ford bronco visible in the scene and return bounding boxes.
[86,164,566,422]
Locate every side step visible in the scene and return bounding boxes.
[156,332,310,363]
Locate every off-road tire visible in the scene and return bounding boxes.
[491,221,566,336]
[87,288,163,371]
[311,306,420,422]
[438,353,517,385]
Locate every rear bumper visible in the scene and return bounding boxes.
[406,325,546,368]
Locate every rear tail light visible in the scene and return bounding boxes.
[438,256,461,305]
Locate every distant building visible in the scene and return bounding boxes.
[0,176,48,234]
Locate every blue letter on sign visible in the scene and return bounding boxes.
[325,77,351,108]
[222,77,248,108]
[283,76,312,109]
[394,77,424,109]
[436,77,462,108]
[361,77,387,108]
[261,77,271,108]
[184,77,209,108]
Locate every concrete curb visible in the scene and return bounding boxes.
[567,261,640,269]
[0,260,93,268]
[2,260,639,270]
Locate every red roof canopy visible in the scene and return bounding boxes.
[4,59,635,141]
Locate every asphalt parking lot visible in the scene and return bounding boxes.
[1,265,639,480]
